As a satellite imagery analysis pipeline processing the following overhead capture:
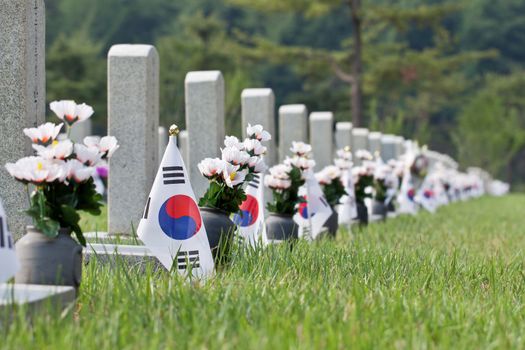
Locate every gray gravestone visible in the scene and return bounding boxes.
[278,104,308,161]
[185,71,225,198]
[241,88,277,166]
[69,119,92,143]
[0,0,46,238]
[368,132,382,155]
[380,134,397,161]
[352,128,369,165]
[158,126,168,166]
[178,130,189,168]
[394,136,404,159]
[309,112,334,170]
[335,122,353,150]
[108,44,159,235]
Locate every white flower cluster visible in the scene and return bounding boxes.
[355,149,373,161]
[283,142,316,171]
[334,147,353,170]
[6,101,119,185]
[198,124,270,188]
[315,165,342,185]
[264,164,293,191]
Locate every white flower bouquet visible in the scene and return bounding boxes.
[5,100,119,245]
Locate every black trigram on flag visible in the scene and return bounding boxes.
[0,217,12,249]
[142,197,151,219]
[177,250,200,270]
[319,196,329,208]
[163,166,185,185]
[248,174,260,189]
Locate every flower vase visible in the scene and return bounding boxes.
[372,200,388,220]
[265,213,298,241]
[200,207,236,264]
[356,201,369,226]
[324,209,339,238]
[15,226,83,293]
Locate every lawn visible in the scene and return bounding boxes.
[3,195,525,349]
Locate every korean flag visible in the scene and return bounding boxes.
[397,167,419,215]
[294,169,333,240]
[0,199,19,283]
[338,168,357,225]
[232,173,267,247]
[137,130,214,278]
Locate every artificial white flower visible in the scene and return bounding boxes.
[74,144,102,166]
[23,122,63,146]
[222,163,246,188]
[221,147,250,166]
[355,149,373,161]
[334,158,352,170]
[246,124,271,142]
[66,159,94,183]
[224,136,244,150]
[32,139,73,160]
[315,170,333,185]
[248,157,267,173]
[243,139,267,156]
[324,165,342,180]
[284,156,316,170]
[268,164,292,179]
[290,141,312,156]
[5,157,66,184]
[84,136,120,158]
[198,158,226,178]
[50,100,94,125]
[264,174,291,190]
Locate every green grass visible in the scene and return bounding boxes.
[3,195,525,349]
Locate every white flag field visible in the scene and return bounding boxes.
[137,136,214,278]
[232,173,267,247]
[294,169,333,240]
[338,167,357,225]
[0,199,18,283]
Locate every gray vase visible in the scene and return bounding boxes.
[372,200,388,220]
[265,213,298,241]
[324,209,339,238]
[15,226,82,291]
[356,201,369,226]
[200,207,236,262]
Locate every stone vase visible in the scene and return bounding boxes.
[387,200,396,213]
[200,207,236,263]
[356,201,369,226]
[265,213,298,241]
[324,209,339,238]
[15,226,83,292]
[372,200,388,220]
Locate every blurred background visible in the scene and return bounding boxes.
[45,0,525,187]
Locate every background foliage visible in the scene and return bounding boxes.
[45,0,525,187]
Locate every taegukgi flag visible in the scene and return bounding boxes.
[397,167,419,215]
[338,167,357,224]
[232,172,267,247]
[138,128,214,278]
[0,198,19,283]
[294,169,333,240]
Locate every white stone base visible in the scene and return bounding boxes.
[0,283,75,312]
[84,243,163,270]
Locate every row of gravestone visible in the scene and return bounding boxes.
[0,0,458,239]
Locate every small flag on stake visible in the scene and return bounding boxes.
[138,125,214,278]
[0,198,19,283]
[397,167,419,215]
[338,168,357,224]
[294,169,333,240]
[232,173,267,247]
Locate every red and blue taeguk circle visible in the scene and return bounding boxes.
[233,195,259,227]
[158,195,202,240]
[299,197,309,219]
